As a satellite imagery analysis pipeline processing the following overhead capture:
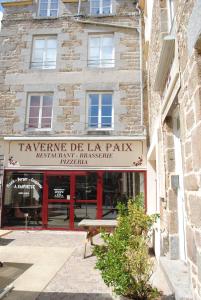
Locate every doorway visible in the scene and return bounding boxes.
[44,171,98,230]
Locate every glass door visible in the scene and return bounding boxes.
[73,172,98,229]
[46,174,73,229]
[44,171,98,230]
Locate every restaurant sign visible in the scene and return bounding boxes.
[7,140,146,169]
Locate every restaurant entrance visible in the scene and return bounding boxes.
[2,170,146,230]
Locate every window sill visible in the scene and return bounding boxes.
[87,128,114,131]
[26,129,52,132]
[29,68,57,72]
[33,16,58,20]
[88,13,114,18]
[87,66,115,70]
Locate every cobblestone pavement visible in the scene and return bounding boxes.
[0,231,113,300]
[0,231,173,300]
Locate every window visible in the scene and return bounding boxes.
[38,0,58,17]
[88,35,114,68]
[90,0,112,15]
[27,94,53,130]
[88,93,113,129]
[31,36,57,69]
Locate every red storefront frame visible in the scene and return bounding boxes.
[1,169,147,230]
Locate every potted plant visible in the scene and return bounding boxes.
[94,193,160,300]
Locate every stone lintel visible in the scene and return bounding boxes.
[2,0,32,7]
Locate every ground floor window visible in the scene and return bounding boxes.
[3,172,43,227]
[2,170,146,230]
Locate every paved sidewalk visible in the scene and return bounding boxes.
[0,230,173,300]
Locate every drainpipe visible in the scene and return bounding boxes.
[77,0,81,15]
[136,3,144,131]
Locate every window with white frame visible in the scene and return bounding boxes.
[31,36,57,69]
[90,0,112,15]
[38,0,58,17]
[88,34,114,68]
[88,93,113,129]
[27,94,53,130]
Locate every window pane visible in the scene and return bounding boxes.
[42,107,52,117]
[41,118,52,128]
[34,39,45,49]
[89,47,99,58]
[39,10,47,16]
[29,107,40,118]
[47,39,57,49]
[46,49,57,61]
[30,96,40,106]
[102,37,113,47]
[102,106,112,116]
[43,96,53,106]
[103,7,111,14]
[101,117,112,127]
[89,37,100,48]
[89,116,98,127]
[29,118,39,128]
[50,10,58,17]
[103,0,111,5]
[50,3,58,9]
[102,94,112,105]
[40,3,48,10]
[89,106,99,116]
[89,94,99,105]
[40,0,48,3]
[32,49,43,61]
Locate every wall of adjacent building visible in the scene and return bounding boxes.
[147,0,201,298]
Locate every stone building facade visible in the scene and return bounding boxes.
[0,1,147,231]
[146,0,201,298]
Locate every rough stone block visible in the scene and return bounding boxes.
[168,211,178,234]
[192,123,201,171]
[194,87,201,123]
[166,149,175,172]
[185,141,192,158]
[197,251,201,283]
[184,174,199,191]
[186,225,197,264]
[186,109,195,132]
[169,234,179,260]
[185,156,193,173]
[188,194,201,227]
[168,189,177,211]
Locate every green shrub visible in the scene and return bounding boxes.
[94,193,160,300]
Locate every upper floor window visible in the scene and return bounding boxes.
[38,0,58,17]
[88,34,114,68]
[27,94,53,130]
[88,93,113,129]
[90,0,112,15]
[31,36,57,69]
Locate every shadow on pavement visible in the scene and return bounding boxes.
[0,262,32,290]
[0,238,15,246]
[5,291,114,300]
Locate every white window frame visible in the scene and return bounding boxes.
[31,36,57,70]
[90,0,112,15]
[38,0,58,17]
[87,92,114,130]
[26,94,53,131]
[88,34,115,68]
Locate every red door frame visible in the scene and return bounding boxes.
[1,169,147,230]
